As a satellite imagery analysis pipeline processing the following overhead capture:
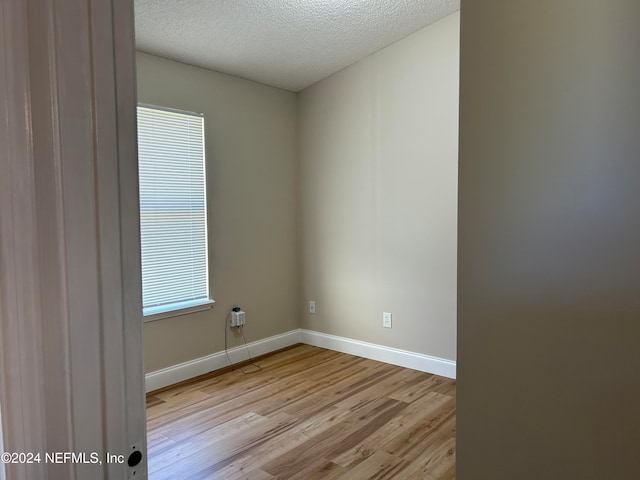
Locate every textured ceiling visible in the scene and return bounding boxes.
[134,0,460,92]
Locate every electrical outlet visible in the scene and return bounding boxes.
[383,312,392,328]
[309,301,316,314]
[231,309,246,327]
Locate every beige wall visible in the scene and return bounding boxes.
[298,13,459,360]
[138,13,460,372]
[458,1,640,478]
[137,52,299,373]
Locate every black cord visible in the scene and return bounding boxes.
[239,325,262,373]
[223,307,262,374]
[224,309,234,368]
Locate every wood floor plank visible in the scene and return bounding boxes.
[287,458,348,480]
[146,345,456,479]
[146,395,166,407]
[395,435,456,479]
[147,389,215,426]
[151,388,288,442]
[258,364,396,419]
[146,432,176,458]
[278,363,406,420]
[149,411,268,474]
[150,412,299,480]
[234,469,274,480]
[382,399,456,461]
[332,391,453,468]
[202,406,355,480]
[335,450,406,480]
[388,373,455,403]
[261,398,407,478]
[436,463,457,480]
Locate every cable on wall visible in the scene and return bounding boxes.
[224,306,262,374]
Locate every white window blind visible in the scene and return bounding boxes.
[137,105,210,316]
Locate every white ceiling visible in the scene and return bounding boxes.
[134,0,460,92]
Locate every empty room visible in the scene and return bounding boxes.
[137,1,459,478]
[2,1,640,480]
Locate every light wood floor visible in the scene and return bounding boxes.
[146,344,456,479]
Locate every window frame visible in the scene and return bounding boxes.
[137,103,214,322]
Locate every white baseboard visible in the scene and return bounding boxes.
[145,330,301,392]
[299,329,456,379]
[145,328,456,392]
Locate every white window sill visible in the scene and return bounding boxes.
[143,299,215,323]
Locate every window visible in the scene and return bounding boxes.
[137,105,212,320]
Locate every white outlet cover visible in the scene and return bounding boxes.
[309,301,316,314]
[383,312,392,328]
